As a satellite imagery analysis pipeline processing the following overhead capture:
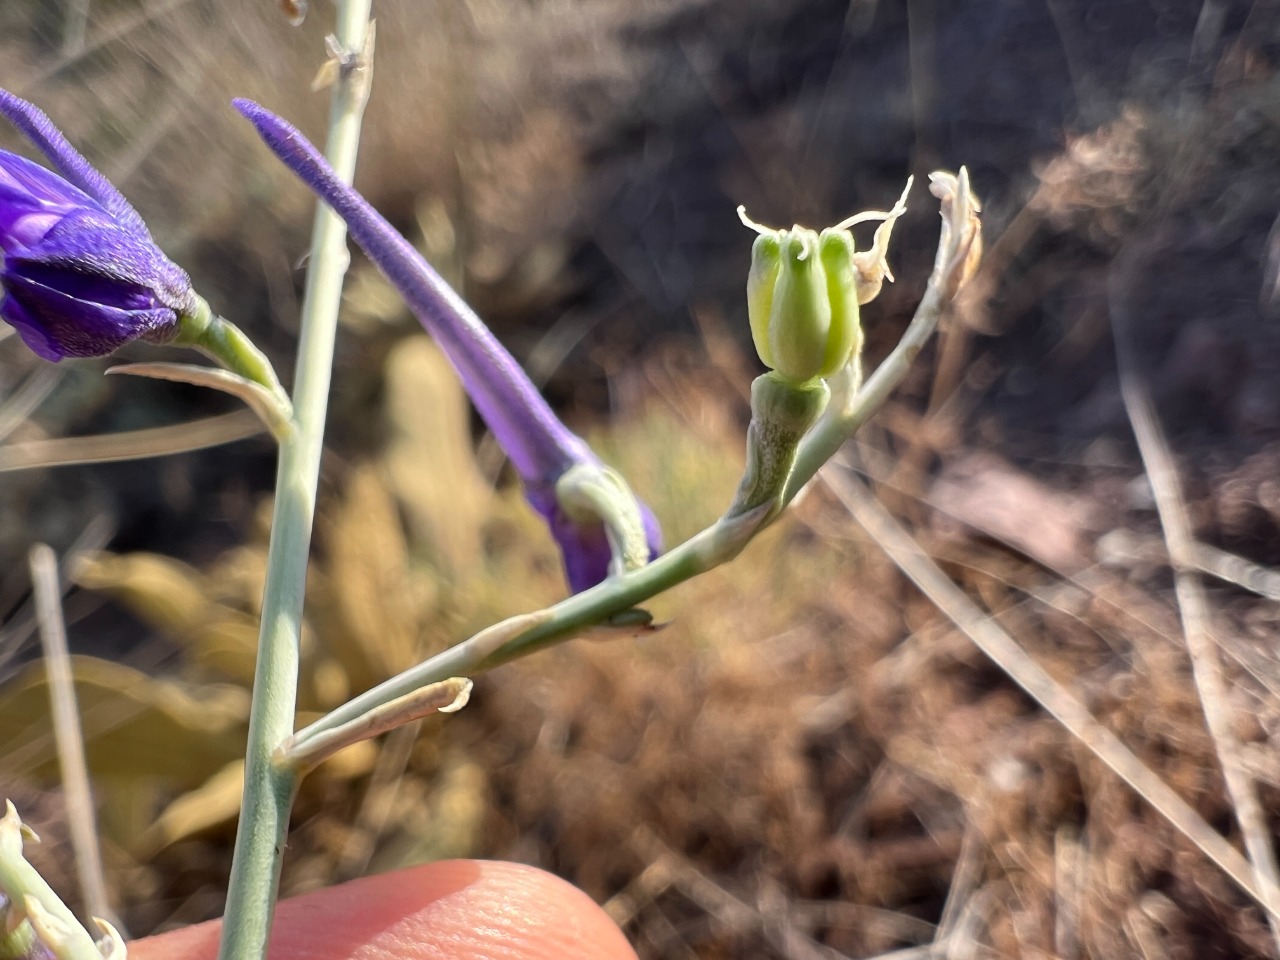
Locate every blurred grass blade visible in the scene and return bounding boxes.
[106,363,292,439]
[1120,370,1280,950]
[321,466,423,690]
[136,760,246,857]
[29,544,115,932]
[383,337,490,584]
[0,368,62,444]
[822,465,1280,920]
[0,411,263,472]
[0,657,248,785]
[74,552,260,686]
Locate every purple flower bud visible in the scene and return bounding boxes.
[235,99,662,591]
[0,90,196,361]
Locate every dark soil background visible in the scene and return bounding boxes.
[2,1,1279,957]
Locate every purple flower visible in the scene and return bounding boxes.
[0,90,195,361]
[235,99,661,592]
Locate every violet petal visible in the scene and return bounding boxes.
[2,271,177,358]
[233,97,588,484]
[0,94,195,360]
[10,208,194,312]
[0,89,149,236]
[235,98,663,590]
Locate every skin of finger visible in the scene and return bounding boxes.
[128,860,638,960]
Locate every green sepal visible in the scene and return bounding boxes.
[727,371,830,520]
[746,233,782,370]
[768,232,831,383]
[817,229,862,378]
[555,462,652,578]
[172,296,293,426]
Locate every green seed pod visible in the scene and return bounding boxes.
[746,232,782,371]
[739,181,912,385]
[817,228,862,378]
[742,219,863,384]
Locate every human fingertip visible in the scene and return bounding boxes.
[128,859,637,960]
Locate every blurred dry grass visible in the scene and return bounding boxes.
[2,1,1280,958]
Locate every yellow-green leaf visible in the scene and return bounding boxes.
[0,657,247,786]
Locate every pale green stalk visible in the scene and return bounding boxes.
[286,504,771,753]
[285,291,939,752]
[784,278,945,503]
[285,171,979,765]
[0,804,101,960]
[216,4,373,960]
[174,295,292,414]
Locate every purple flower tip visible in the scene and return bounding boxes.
[530,484,664,594]
[0,90,194,360]
[237,98,663,592]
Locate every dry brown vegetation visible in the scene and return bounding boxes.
[3,1,1280,958]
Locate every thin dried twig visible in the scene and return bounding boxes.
[0,410,263,472]
[934,824,985,944]
[28,543,116,932]
[1108,234,1280,951]
[1188,542,1280,602]
[628,826,853,960]
[942,883,1000,960]
[1054,826,1084,960]
[1118,371,1280,952]
[0,514,114,674]
[820,468,1279,920]
[0,367,62,444]
[603,859,677,928]
[1098,529,1280,602]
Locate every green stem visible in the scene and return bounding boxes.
[784,279,945,504]
[287,249,954,764]
[288,171,977,786]
[287,503,770,757]
[0,804,100,960]
[174,296,290,411]
[216,5,373,960]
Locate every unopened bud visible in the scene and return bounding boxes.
[740,179,911,385]
[744,228,861,384]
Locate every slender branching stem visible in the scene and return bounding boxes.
[216,4,373,960]
[285,504,769,759]
[285,293,941,756]
[285,171,979,767]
